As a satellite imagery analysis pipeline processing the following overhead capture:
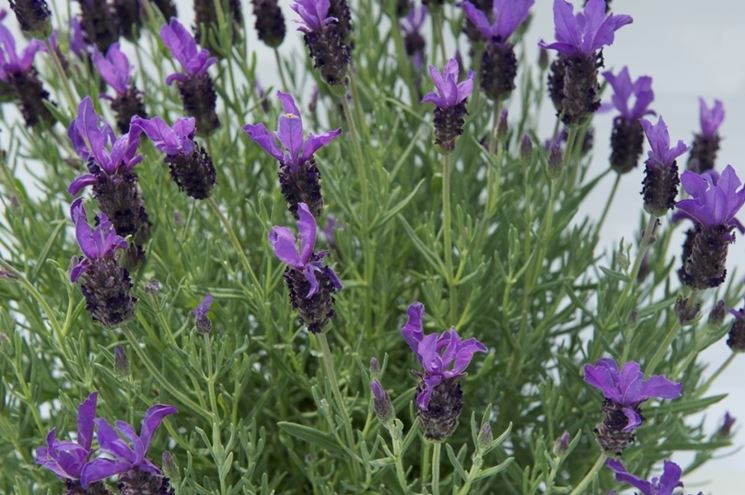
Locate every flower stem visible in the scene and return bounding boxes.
[569,452,607,495]
[432,442,442,495]
[596,173,621,235]
[274,48,290,90]
[442,152,456,322]
[386,421,410,493]
[44,39,76,110]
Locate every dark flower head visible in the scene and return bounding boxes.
[401,302,487,410]
[9,0,52,38]
[243,91,341,170]
[583,358,681,432]
[93,42,132,95]
[160,17,217,85]
[641,116,688,168]
[269,203,342,298]
[539,0,632,56]
[67,97,143,195]
[421,58,474,109]
[70,199,128,282]
[291,0,336,34]
[131,115,196,156]
[0,22,45,77]
[35,392,98,481]
[462,0,534,42]
[606,459,700,495]
[603,67,654,121]
[676,165,745,228]
[698,97,724,138]
[80,403,177,487]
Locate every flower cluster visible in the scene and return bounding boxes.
[606,459,701,495]
[251,0,286,48]
[8,0,51,38]
[36,393,177,494]
[421,58,474,152]
[93,42,147,133]
[76,0,119,53]
[640,116,688,217]
[292,0,351,86]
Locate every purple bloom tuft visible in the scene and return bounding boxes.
[193,293,214,333]
[292,0,351,85]
[462,0,534,42]
[35,392,98,481]
[421,58,474,109]
[640,116,687,216]
[160,17,217,86]
[539,0,632,57]
[93,42,132,95]
[70,16,89,58]
[688,98,725,173]
[719,412,736,437]
[80,403,177,487]
[9,0,52,38]
[677,165,745,228]
[698,98,725,138]
[70,199,128,283]
[132,116,196,156]
[292,0,335,34]
[604,67,654,122]
[606,459,700,495]
[401,3,427,72]
[642,117,688,169]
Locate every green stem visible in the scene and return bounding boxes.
[435,13,448,65]
[44,39,76,110]
[432,442,442,495]
[699,352,736,394]
[422,441,432,487]
[456,456,483,495]
[569,452,607,495]
[274,48,290,90]
[387,422,410,493]
[596,173,621,235]
[442,152,455,322]
[646,289,695,374]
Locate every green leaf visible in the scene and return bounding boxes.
[277,422,346,456]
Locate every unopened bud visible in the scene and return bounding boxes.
[162,450,177,478]
[145,278,162,294]
[369,356,381,376]
[520,133,533,159]
[553,430,570,455]
[675,296,700,324]
[709,300,726,326]
[114,345,129,375]
[477,422,493,450]
[538,48,549,70]
[497,109,509,139]
[547,141,563,178]
[718,412,736,437]
[370,379,393,424]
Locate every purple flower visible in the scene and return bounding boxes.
[400,3,427,71]
[80,403,177,487]
[93,42,132,95]
[676,165,745,228]
[401,302,487,410]
[584,358,682,432]
[70,16,89,58]
[69,199,128,282]
[193,292,214,333]
[269,202,341,298]
[35,392,98,481]
[641,117,688,168]
[698,98,724,138]
[131,115,196,156]
[0,21,45,78]
[603,67,654,121]
[462,0,534,42]
[243,91,341,170]
[421,58,474,109]
[291,0,336,34]
[539,0,632,56]
[606,459,700,495]
[160,17,217,86]
[719,412,736,436]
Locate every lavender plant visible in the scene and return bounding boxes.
[0,1,743,494]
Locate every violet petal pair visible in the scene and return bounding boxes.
[401,302,487,410]
[462,0,534,42]
[641,116,688,168]
[70,199,128,282]
[606,458,695,495]
[131,115,196,156]
[584,358,682,431]
[0,22,45,76]
[269,202,342,298]
[698,97,725,138]
[35,393,98,481]
[539,0,632,56]
[193,293,214,320]
[243,91,341,169]
[603,67,655,121]
[92,42,132,95]
[160,17,217,85]
[676,165,745,227]
[80,404,177,487]
[421,58,474,108]
[291,0,336,34]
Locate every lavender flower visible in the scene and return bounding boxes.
[243,91,341,217]
[269,202,342,333]
[606,459,701,495]
[728,300,745,352]
[35,393,99,488]
[132,116,217,199]
[719,412,736,437]
[114,344,129,375]
[292,0,351,86]
[540,0,632,124]
[67,97,150,261]
[675,165,745,289]
[584,358,682,453]
[193,292,214,333]
[370,379,393,424]
[76,0,119,52]
[161,17,220,135]
[81,403,177,493]
[112,0,142,41]
[194,0,242,54]
[604,67,655,173]
[0,23,55,127]
[401,3,427,73]
[688,98,725,172]
[463,0,533,101]
[93,43,147,133]
[9,0,51,38]
[463,0,489,41]
[252,0,286,48]
[401,302,487,440]
[421,58,474,152]
[641,117,687,217]
[70,16,89,59]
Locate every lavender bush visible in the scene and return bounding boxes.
[0,0,742,493]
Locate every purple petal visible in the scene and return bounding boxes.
[70,258,89,282]
[449,336,487,376]
[639,374,682,401]
[493,0,534,41]
[621,405,642,432]
[417,333,442,373]
[302,129,341,162]
[658,461,683,494]
[70,199,99,259]
[583,358,621,402]
[292,0,332,33]
[193,293,213,320]
[243,123,285,162]
[93,43,130,94]
[76,392,97,451]
[70,97,110,167]
[268,226,302,267]
[463,2,493,39]
[94,418,137,463]
[131,116,188,155]
[551,0,581,52]
[401,301,425,353]
[605,459,654,495]
[68,174,98,196]
[165,72,188,85]
[416,374,443,410]
[277,92,304,162]
[303,264,320,298]
[296,203,317,264]
[115,420,145,463]
[138,403,177,453]
[699,98,725,138]
[80,458,132,487]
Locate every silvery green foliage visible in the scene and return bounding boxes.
[0,0,740,493]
